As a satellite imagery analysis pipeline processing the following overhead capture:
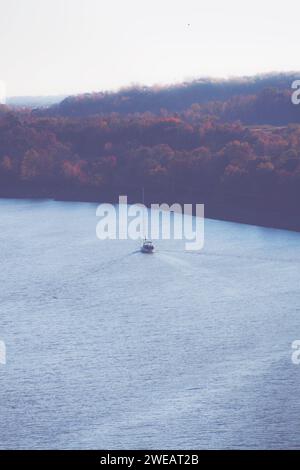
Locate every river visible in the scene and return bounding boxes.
[0,198,300,449]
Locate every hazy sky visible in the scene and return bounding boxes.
[0,0,299,97]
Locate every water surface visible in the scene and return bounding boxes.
[0,198,300,449]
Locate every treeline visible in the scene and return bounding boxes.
[39,73,299,118]
[1,77,300,230]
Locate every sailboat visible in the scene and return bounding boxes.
[140,188,154,254]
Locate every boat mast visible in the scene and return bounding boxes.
[142,187,145,240]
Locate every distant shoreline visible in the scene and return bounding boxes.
[1,187,300,234]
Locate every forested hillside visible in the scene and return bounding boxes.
[1,73,300,230]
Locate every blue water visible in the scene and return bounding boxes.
[0,198,300,449]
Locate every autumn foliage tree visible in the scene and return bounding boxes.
[0,85,300,224]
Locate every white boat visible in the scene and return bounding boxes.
[141,238,154,254]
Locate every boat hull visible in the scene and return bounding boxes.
[141,247,154,253]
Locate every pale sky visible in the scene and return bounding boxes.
[0,0,299,97]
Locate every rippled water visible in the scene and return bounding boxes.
[0,198,300,449]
